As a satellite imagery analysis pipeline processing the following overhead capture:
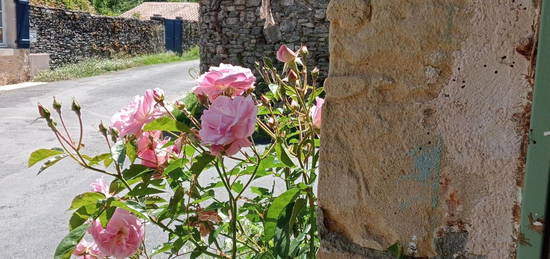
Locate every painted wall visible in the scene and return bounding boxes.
[0,49,30,85]
[2,0,17,48]
[317,0,537,258]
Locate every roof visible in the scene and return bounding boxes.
[120,2,199,22]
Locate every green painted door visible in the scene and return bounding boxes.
[517,1,550,258]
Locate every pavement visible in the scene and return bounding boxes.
[0,60,201,258]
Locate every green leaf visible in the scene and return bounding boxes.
[251,186,270,196]
[69,192,106,210]
[127,186,165,197]
[28,148,64,167]
[288,198,306,232]
[69,206,94,230]
[191,246,206,259]
[53,223,90,259]
[110,140,126,166]
[388,242,402,257]
[98,206,116,228]
[110,200,148,219]
[232,181,244,193]
[190,153,214,175]
[264,188,302,240]
[37,154,68,175]
[125,141,137,163]
[143,117,190,132]
[275,142,295,167]
[83,153,111,167]
[122,164,151,180]
[164,158,185,175]
[151,243,173,256]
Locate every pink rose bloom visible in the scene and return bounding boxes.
[199,96,257,156]
[137,131,169,169]
[89,208,144,259]
[90,178,110,197]
[74,239,104,259]
[194,64,256,101]
[111,89,166,138]
[276,45,297,63]
[311,97,324,129]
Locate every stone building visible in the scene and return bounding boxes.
[0,0,48,85]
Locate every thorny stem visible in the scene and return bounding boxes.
[56,111,74,146]
[76,112,84,151]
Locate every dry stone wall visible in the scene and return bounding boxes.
[199,0,329,77]
[29,6,165,67]
[182,20,200,52]
[318,0,538,258]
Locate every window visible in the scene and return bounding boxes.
[0,0,4,47]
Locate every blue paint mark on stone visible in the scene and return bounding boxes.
[402,138,443,208]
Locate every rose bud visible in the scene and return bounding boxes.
[276,45,297,63]
[109,127,119,141]
[311,67,320,81]
[298,45,309,56]
[288,70,299,81]
[197,93,209,107]
[152,88,165,103]
[260,95,270,106]
[71,99,81,116]
[38,103,51,120]
[52,97,62,113]
[98,121,108,137]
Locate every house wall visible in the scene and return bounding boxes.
[199,0,329,77]
[2,0,17,48]
[29,5,165,67]
[318,0,537,258]
[0,49,30,85]
[0,0,31,85]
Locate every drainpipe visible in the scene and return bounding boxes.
[15,0,30,48]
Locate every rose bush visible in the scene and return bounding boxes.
[29,45,323,258]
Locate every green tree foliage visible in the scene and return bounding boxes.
[31,0,96,13]
[32,0,198,16]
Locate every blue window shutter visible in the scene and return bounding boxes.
[15,0,30,48]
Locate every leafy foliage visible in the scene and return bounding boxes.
[30,45,323,258]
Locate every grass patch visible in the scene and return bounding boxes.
[34,47,199,82]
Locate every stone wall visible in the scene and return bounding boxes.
[0,49,31,85]
[318,0,538,258]
[199,0,329,77]
[182,20,200,52]
[29,6,165,67]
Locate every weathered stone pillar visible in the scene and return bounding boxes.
[318,1,538,258]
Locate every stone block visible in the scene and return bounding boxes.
[319,0,536,258]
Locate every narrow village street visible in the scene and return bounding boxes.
[0,60,199,258]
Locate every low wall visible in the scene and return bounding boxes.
[199,0,329,77]
[0,49,31,85]
[29,5,165,67]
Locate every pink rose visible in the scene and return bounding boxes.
[199,96,257,156]
[311,97,324,129]
[276,45,297,63]
[90,178,110,197]
[194,64,256,101]
[137,131,169,169]
[110,89,166,138]
[74,239,104,259]
[89,208,144,259]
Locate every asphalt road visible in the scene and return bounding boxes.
[0,60,201,258]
